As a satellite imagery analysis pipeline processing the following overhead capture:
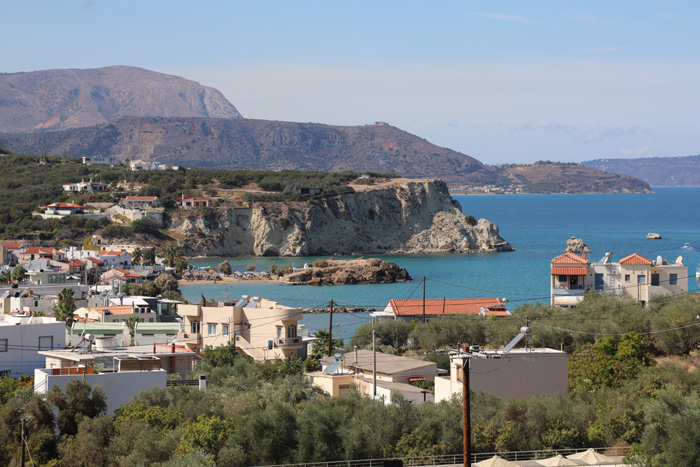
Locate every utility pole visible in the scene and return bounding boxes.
[20,417,26,467]
[396,325,400,356]
[422,277,426,324]
[462,354,469,467]
[328,300,335,357]
[451,344,503,467]
[372,329,377,398]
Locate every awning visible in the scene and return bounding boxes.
[551,267,587,275]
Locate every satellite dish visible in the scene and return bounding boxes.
[676,256,683,265]
[333,353,343,360]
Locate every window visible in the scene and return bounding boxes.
[38,336,53,351]
[651,274,660,286]
[208,324,217,336]
[0,339,7,352]
[276,326,283,338]
[670,274,678,285]
[222,325,229,337]
[191,321,200,334]
[625,274,631,282]
[287,324,297,338]
[637,275,646,284]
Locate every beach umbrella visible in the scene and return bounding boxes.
[474,455,520,467]
[536,454,581,466]
[566,448,617,464]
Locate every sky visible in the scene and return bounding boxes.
[2,1,699,164]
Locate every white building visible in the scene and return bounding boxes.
[0,315,66,378]
[82,156,111,165]
[551,252,687,306]
[34,361,167,414]
[434,347,569,402]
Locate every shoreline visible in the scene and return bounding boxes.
[179,276,279,286]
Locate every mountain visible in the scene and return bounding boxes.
[0,116,498,186]
[583,155,700,187]
[0,66,242,132]
[489,161,652,193]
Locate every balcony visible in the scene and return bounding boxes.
[177,332,201,344]
[275,337,302,348]
[552,287,585,296]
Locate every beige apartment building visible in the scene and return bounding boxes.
[551,251,687,306]
[176,296,303,361]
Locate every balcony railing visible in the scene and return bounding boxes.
[177,332,201,344]
[275,337,302,348]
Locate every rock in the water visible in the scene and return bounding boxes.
[564,236,591,254]
[277,258,411,286]
[647,232,662,239]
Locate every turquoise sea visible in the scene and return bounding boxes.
[182,188,700,340]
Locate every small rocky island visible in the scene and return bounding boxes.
[277,258,411,286]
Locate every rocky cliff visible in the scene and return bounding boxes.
[170,179,513,256]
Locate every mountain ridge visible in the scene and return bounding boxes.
[0,116,499,186]
[0,65,242,132]
[583,155,700,187]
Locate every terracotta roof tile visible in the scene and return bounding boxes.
[388,298,508,317]
[619,253,652,265]
[551,266,588,275]
[551,252,588,265]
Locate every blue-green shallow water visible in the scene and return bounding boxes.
[182,188,700,338]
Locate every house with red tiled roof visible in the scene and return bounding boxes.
[551,250,687,306]
[41,202,83,215]
[75,304,159,323]
[383,298,509,323]
[19,247,65,264]
[99,250,132,269]
[101,268,144,285]
[1,243,27,265]
[62,178,109,193]
[175,195,211,209]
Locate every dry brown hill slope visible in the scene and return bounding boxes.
[0,66,242,132]
[0,117,498,186]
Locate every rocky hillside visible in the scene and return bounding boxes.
[0,66,242,132]
[0,117,498,186]
[583,155,700,187]
[491,161,652,193]
[169,179,513,257]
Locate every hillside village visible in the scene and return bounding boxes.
[0,148,697,467]
[2,214,700,465]
[0,153,697,466]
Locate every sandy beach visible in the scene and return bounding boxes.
[178,275,279,286]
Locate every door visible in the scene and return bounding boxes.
[595,273,604,291]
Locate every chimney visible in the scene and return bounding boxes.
[171,343,175,353]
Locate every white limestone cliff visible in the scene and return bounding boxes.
[169,180,513,257]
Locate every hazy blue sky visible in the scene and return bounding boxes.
[3,1,699,164]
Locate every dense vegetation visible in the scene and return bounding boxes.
[1,293,699,465]
[0,152,396,240]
